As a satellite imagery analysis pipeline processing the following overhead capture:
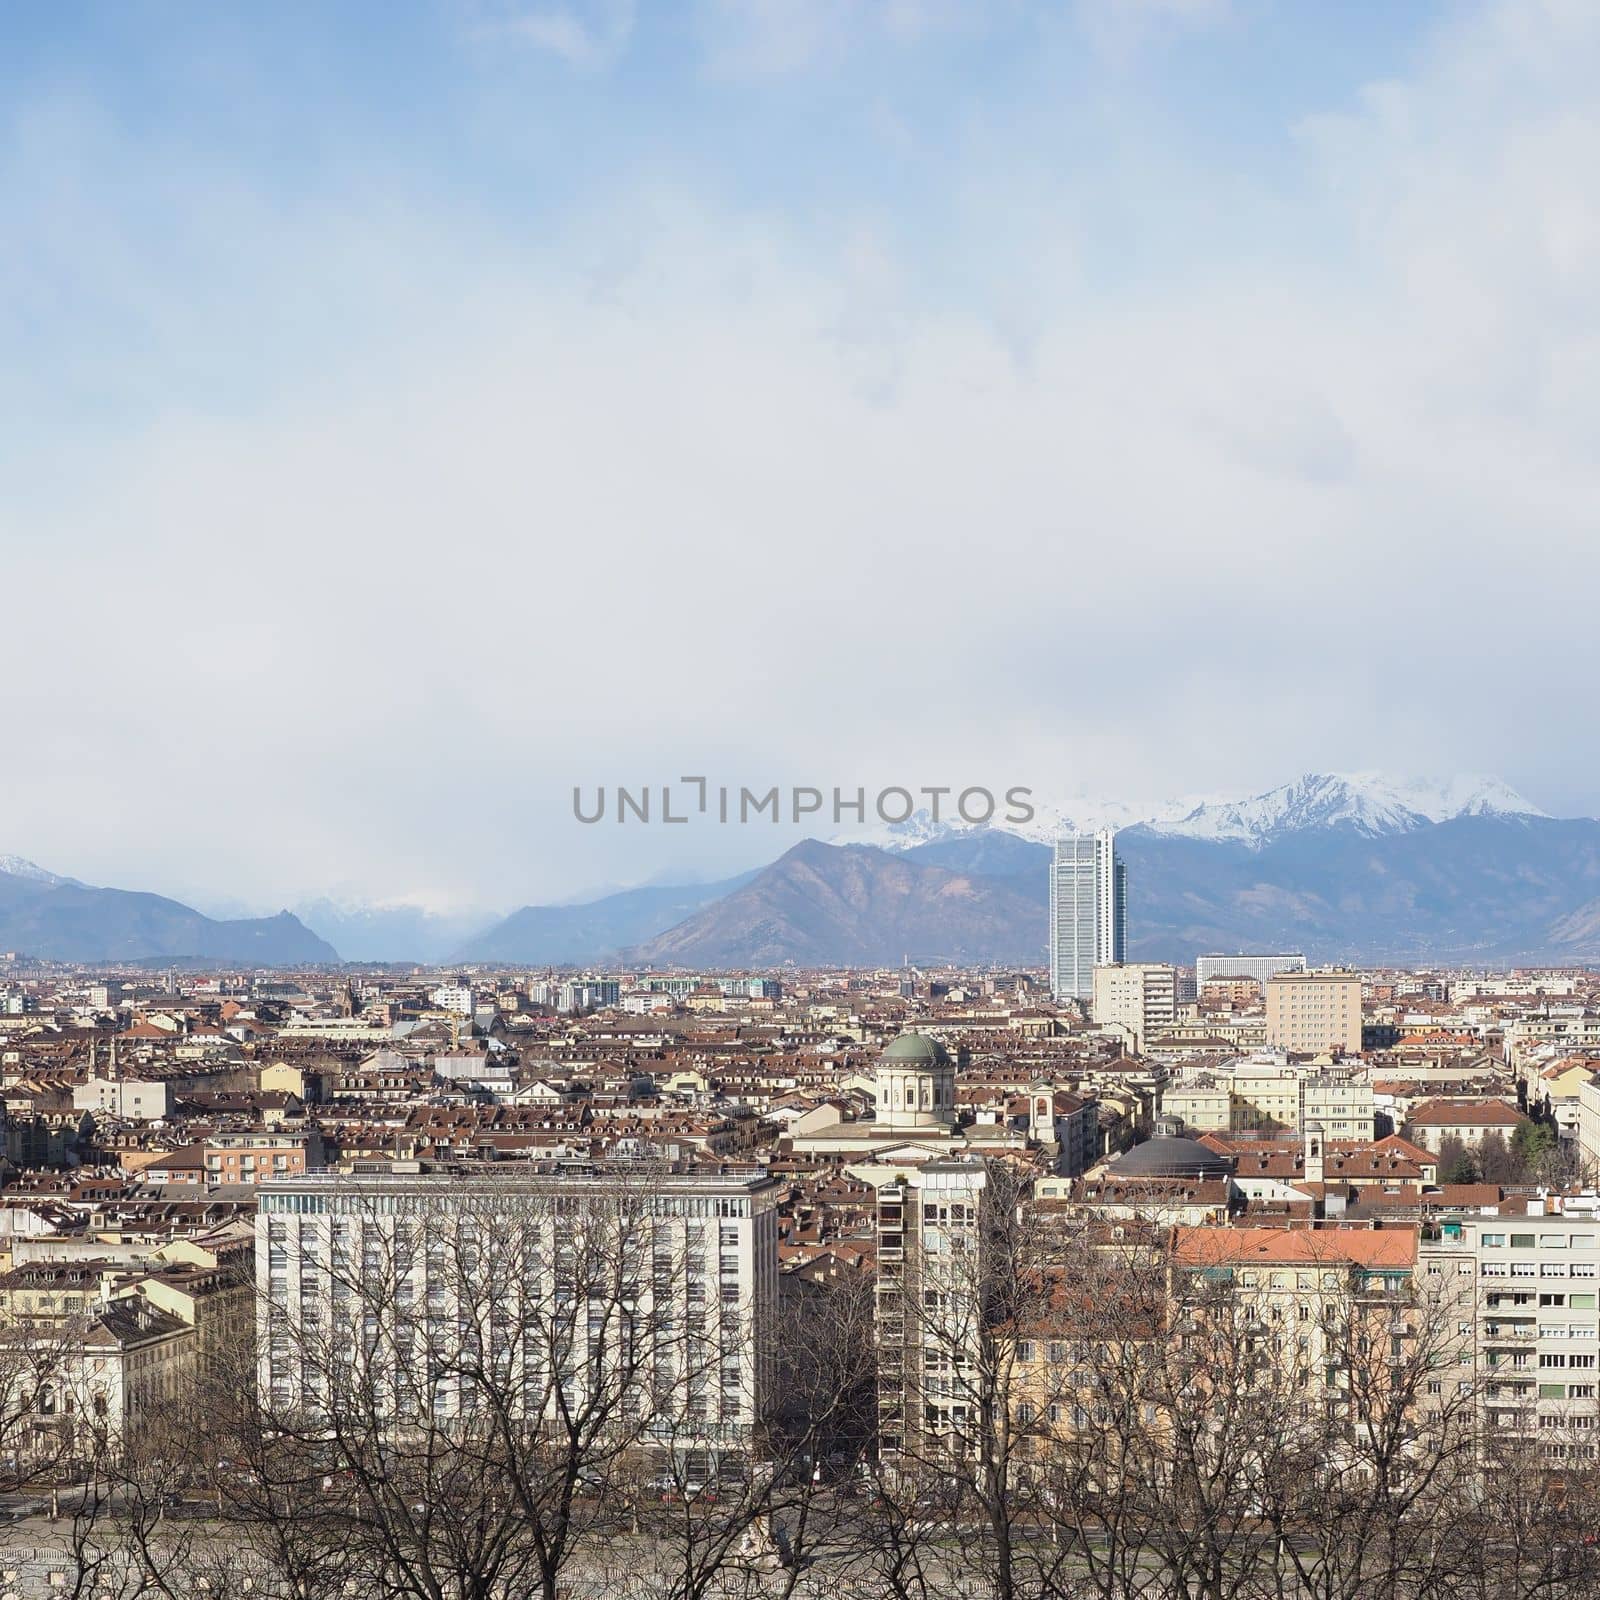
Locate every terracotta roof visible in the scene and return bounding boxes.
[1407,1099,1526,1128]
[1174,1224,1418,1270]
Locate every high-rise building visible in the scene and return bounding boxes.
[1091,962,1177,1052]
[858,1157,989,1458]
[1049,830,1126,1001]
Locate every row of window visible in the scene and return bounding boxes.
[1482,1261,1598,1278]
[1481,1232,1598,1249]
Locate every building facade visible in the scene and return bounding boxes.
[1091,963,1177,1052]
[1265,971,1363,1055]
[1050,831,1127,1002]
[1422,1201,1600,1460]
[859,1158,989,1459]
[1196,953,1308,988]
[257,1166,780,1464]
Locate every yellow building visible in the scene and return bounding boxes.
[1266,971,1362,1055]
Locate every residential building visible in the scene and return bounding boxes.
[1091,963,1177,1052]
[257,1166,780,1466]
[1266,971,1362,1055]
[428,984,474,1017]
[1422,1200,1600,1457]
[855,1157,989,1458]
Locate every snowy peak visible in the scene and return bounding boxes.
[0,855,70,886]
[1151,773,1546,848]
[829,774,1547,855]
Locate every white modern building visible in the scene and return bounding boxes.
[428,984,474,1017]
[1195,952,1308,988]
[1049,830,1126,1002]
[257,1166,780,1465]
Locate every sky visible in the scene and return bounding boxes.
[4,0,1599,917]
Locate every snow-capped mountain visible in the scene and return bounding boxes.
[1151,773,1545,848]
[832,773,1546,854]
[0,856,76,886]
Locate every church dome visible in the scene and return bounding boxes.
[1109,1136,1231,1181]
[879,1032,952,1068]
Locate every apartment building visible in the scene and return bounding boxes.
[257,1166,780,1463]
[1266,971,1362,1055]
[1422,1200,1600,1460]
[857,1158,989,1458]
[1172,1225,1423,1423]
[1163,1061,1375,1139]
[1091,963,1177,1052]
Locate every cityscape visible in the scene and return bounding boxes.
[9,0,1600,1593]
[2,823,1600,1592]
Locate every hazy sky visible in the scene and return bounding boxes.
[4,0,1599,914]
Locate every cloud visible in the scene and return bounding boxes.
[1075,0,1229,56]
[472,0,635,66]
[4,0,1600,904]
[695,0,988,77]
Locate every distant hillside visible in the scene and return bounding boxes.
[1113,814,1600,964]
[630,840,1044,968]
[453,871,759,965]
[0,864,338,964]
[902,815,1600,965]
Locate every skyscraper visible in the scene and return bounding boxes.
[1049,829,1126,1001]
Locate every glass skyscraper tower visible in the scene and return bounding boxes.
[1049,829,1127,1000]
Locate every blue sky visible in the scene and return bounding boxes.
[4,0,1598,913]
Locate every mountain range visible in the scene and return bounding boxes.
[5,773,1598,968]
[466,773,1600,969]
[0,861,336,966]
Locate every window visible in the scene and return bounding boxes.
[1512,1234,1536,1248]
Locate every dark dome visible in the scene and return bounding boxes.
[879,1032,952,1068]
[1110,1136,1231,1181]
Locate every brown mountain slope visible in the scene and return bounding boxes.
[630,839,1044,968]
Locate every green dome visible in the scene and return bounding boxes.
[880,1032,952,1067]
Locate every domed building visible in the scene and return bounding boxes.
[875,1032,956,1133]
[786,1030,1023,1160]
[1107,1133,1232,1183]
